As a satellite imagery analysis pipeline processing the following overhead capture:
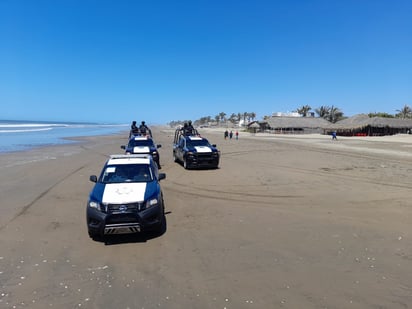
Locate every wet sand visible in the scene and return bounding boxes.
[0,127,411,308]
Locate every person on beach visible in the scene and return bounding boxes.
[187,121,195,135]
[130,121,139,138]
[182,122,190,136]
[131,121,137,131]
[224,130,229,139]
[229,131,233,139]
[139,121,152,136]
[235,130,239,140]
[332,131,337,140]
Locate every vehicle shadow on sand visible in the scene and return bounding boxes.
[175,161,220,170]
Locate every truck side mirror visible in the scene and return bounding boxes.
[89,175,97,183]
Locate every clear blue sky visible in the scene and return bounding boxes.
[1,0,411,124]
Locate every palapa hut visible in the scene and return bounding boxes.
[261,116,331,134]
[328,114,412,136]
[247,121,261,133]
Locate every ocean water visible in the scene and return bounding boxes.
[0,120,129,153]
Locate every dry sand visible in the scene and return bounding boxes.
[0,128,411,308]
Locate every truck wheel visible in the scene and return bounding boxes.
[88,230,99,240]
[173,152,178,162]
[156,214,166,234]
[183,158,189,169]
[155,204,166,234]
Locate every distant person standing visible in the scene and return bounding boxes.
[235,130,239,140]
[130,121,138,138]
[139,121,152,136]
[224,130,229,140]
[181,122,188,135]
[187,120,195,135]
[332,131,337,140]
[131,121,137,131]
[229,130,233,139]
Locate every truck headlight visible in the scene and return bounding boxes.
[88,200,102,211]
[146,198,159,209]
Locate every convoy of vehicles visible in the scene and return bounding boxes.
[87,154,166,239]
[86,122,220,240]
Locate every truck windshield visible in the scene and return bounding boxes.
[187,139,211,147]
[101,164,153,183]
[128,140,154,147]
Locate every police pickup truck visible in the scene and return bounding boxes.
[172,128,220,169]
[121,135,161,168]
[86,154,166,239]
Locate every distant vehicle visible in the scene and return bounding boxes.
[86,154,166,239]
[121,135,161,168]
[173,128,220,169]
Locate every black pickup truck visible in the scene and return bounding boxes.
[172,128,220,169]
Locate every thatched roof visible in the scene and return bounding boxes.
[330,114,412,130]
[265,116,331,129]
[248,121,260,128]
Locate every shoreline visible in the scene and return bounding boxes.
[0,121,129,154]
[0,131,129,165]
[3,126,412,167]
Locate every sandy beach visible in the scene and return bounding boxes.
[1,127,411,308]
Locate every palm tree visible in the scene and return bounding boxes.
[396,104,411,119]
[198,116,212,125]
[219,112,227,123]
[326,105,343,123]
[249,112,256,121]
[296,105,312,117]
[314,105,343,122]
[228,113,237,124]
[315,106,330,118]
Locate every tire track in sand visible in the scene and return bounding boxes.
[0,165,87,230]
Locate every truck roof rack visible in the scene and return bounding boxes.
[129,129,152,139]
[173,127,200,144]
[109,154,151,160]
